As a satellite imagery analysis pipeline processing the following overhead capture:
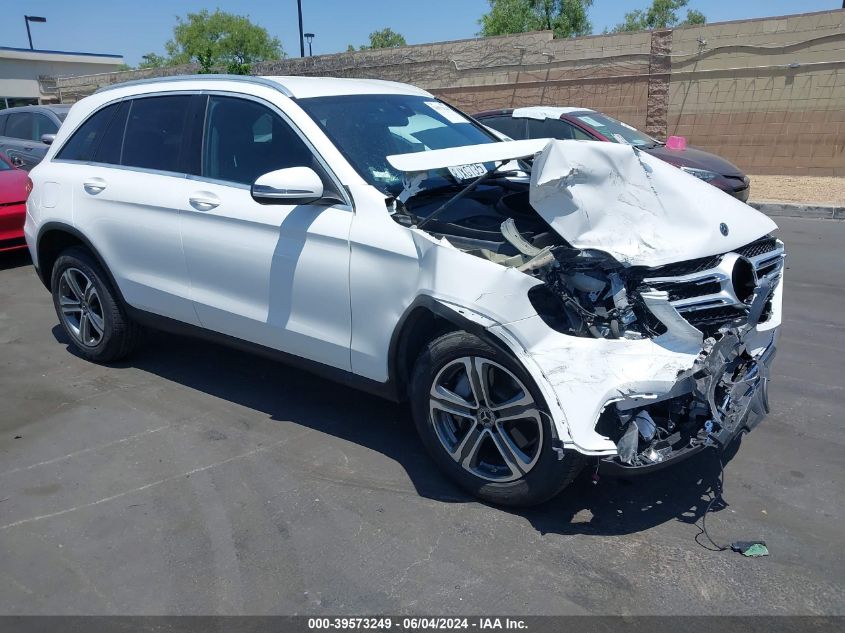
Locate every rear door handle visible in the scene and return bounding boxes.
[189,194,220,211]
[83,178,107,195]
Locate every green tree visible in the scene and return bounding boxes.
[163,9,283,74]
[138,53,168,69]
[355,27,407,50]
[613,0,706,32]
[479,0,593,39]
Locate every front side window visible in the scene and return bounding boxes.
[298,94,497,196]
[5,113,32,140]
[122,96,192,172]
[202,96,317,186]
[33,114,58,139]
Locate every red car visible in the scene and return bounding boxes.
[0,154,29,253]
[475,106,751,202]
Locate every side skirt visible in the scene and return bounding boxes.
[125,307,401,402]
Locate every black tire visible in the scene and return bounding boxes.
[410,330,583,507]
[50,246,140,362]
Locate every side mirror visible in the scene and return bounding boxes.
[41,134,56,145]
[251,167,324,205]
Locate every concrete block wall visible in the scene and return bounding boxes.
[667,10,845,176]
[53,9,845,177]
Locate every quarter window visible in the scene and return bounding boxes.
[202,96,317,186]
[121,96,192,172]
[56,102,121,162]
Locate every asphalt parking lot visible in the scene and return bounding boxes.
[0,216,843,616]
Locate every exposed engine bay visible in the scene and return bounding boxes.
[391,175,664,341]
[386,139,785,470]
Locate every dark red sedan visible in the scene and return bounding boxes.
[475,106,750,202]
[0,154,29,253]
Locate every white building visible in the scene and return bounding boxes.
[0,46,124,109]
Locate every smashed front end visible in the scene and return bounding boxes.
[386,139,784,471]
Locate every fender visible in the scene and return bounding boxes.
[35,222,127,307]
[387,294,529,401]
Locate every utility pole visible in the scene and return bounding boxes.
[297,0,305,57]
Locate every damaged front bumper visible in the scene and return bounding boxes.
[486,259,783,472]
[598,333,776,475]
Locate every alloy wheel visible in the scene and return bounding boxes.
[428,356,544,482]
[58,267,105,347]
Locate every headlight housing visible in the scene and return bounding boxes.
[680,166,719,182]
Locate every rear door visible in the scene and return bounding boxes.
[179,94,353,369]
[54,95,201,324]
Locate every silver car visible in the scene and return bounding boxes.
[0,104,70,170]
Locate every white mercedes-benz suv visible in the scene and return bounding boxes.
[25,75,784,506]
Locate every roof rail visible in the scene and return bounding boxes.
[94,74,293,98]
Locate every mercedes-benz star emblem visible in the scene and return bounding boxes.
[720,222,729,236]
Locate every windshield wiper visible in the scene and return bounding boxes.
[415,167,518,231]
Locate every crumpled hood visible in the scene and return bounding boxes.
[529,140,775,267]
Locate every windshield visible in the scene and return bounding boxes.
[571,111,659,147]
[298,94,497,196]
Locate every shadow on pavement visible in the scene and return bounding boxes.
[0,250,32,271]
[52,324,737,538]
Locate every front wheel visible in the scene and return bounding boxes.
[410,331,582,507]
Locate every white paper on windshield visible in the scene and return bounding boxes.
[578,116,604,127]
[425,101,468,124]
[612,133,631,144]
[448,163,487,181]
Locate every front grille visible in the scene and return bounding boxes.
[643,236,784,334]
[734,236,778,259]
[648,254,723,278]
[684,306,747,330]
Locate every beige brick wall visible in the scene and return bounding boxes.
[53,9,845,177]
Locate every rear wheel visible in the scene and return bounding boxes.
[410,331,583,506]
[51,247,139,362]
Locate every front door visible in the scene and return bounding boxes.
[180,95,353,370]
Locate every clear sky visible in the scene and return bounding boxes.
[1,0,842,65]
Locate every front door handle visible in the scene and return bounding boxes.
[83,178,106,194]
[189,194,220,211]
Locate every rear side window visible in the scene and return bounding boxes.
[56,102,121,162]
[121,96,192,172]
[202,96,317,185]
[5,113,32,140]
[0,114,6,136]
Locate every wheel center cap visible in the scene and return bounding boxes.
[478,407,496,428]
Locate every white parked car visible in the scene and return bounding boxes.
[25,76,784,506]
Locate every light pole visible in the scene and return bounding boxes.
[297,0,305,58]
[24,15,47,50]
[304,33,315,56]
